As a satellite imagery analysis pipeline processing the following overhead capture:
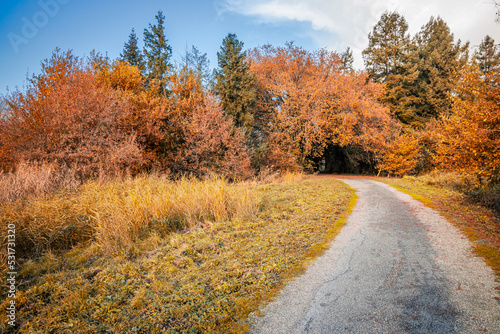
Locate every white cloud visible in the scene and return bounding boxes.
[217,0,500,68]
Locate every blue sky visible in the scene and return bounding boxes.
[1,0,499,93]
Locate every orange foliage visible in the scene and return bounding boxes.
[168,71,253,179]
[0,50,252,180]
[249,43,398,171]
[1,50,143,178]
[434,65,500,184]
[379,133,420,176]
[95,59,171,168]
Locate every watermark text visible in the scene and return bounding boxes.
[6,223,16,327]
[7,0,71,54]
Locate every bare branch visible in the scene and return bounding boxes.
[494,0,500,23]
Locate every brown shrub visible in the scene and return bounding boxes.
[0,50,144,179]
[168,71,253,179]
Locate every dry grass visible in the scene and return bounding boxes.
[378,173,500,280]
[0,174,259,258]
[0,162,78,204]
[255,167,304,185]
[405,171,500,214]
[0,177,354,333]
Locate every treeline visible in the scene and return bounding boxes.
[0,10,498,186]
[363,12,499,185]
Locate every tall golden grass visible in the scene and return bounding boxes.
[0,162,78,204]
[1,173,259,256]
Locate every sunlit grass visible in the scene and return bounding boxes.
[0,176,354,333]
[1,175,258,257]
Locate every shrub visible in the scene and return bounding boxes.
[0,50,144,179]
[378,133,420,176]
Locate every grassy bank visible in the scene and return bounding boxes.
[1,175,259,257]
[377,173,500,280]
[0,176,354,333]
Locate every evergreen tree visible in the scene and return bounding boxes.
[362,12,417,126]
[475,35,500,74]
[411,16,469,122]
[143,11,172,93]
[181,45,211,88]
[340,47,354,73]
[120,28,145,73]
[363,14,469,128]
[362,11,411,83]
[214,33,256,134]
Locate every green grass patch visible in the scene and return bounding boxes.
[0,177,353,333]
[377,176,500,280]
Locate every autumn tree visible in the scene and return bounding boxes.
[0,50,143,178]
[94,58,174,170]
[475,35,500,74]
[121,28,146,73]
[250,43,398,172]
[143,10,172,94]
[250,44,334,170]
[214,33,256,135]
[164,70,252,178]
[0,97,14,170]
[378,133,419,176]
[433,64,500,184]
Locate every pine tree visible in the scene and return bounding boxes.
[143,11,172,93]
[475,35,500,74]
[362,12,417,126]
[120,28,145,73]
[214,33,256,134]
[411,16,469,122]
[340,47,354,73]
[181,45,211,88]
[362,11,411,83]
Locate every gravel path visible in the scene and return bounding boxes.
[250,178,500,333]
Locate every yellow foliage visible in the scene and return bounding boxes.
[434,65,500,184]
[379,133,420,176]
[97,59,144,94]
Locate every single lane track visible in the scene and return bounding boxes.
[251,178,500,333]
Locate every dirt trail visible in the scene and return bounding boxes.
[250,178,500,333]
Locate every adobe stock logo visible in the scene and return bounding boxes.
[7,0,71,54]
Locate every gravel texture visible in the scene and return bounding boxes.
[250,178,500,333]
